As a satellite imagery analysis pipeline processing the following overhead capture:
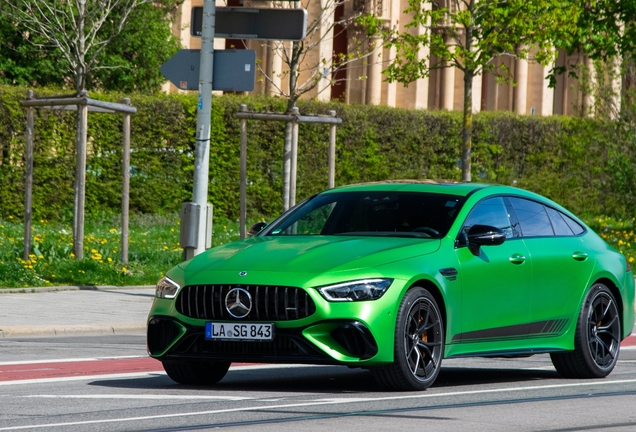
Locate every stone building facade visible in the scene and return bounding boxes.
[168,0,620,117]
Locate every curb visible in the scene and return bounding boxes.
[0,285,154,294]
[0,323,146,338]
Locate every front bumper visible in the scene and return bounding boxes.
[146,280,407,366]
[148,316,379,365]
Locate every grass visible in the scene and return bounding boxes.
[1,214,634,289]
[0,213,265,289]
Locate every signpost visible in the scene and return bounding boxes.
[191,7,307,40]
[162,1,307,259]
[161,49,256,92]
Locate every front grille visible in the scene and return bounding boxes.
[176,284,316,321]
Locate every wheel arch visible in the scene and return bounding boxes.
[405,278,447,334]
[592,277,624,336]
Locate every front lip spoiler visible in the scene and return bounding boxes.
[150,317,380,365]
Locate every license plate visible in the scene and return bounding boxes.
[205,322,274,341]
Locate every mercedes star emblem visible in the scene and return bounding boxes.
[225,288,252,318]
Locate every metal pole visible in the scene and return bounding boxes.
[189,0,216,257]
[328,110,336,189]
[121,98,131,264]
[289,107,299,207]
[74,90,88,260]
[23,90,34,261]
[239,104,248,240]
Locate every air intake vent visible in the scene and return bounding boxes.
[176,285,316,321]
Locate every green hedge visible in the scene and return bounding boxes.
[0,85,633,222]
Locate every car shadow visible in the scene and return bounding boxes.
[88,361,560,394]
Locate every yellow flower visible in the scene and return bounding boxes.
[91,249,98,253]
[109,228,117,233]
[38,255,43,259]
[163,245,169,250]
[107,257,113,262]
[122,267,127,272]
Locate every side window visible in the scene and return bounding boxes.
[562,212,585,235]
[546,206,574,236]
[461,197,515,240]
[509,198,554,237]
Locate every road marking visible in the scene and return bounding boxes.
[2,378,636,430]
[0,372,164,386]
[0,356,142,366]
[24,394,253,401]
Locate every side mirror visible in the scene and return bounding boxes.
[247,222,268,237]
[467,224,506,256]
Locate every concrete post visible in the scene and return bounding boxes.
[366,35,383,105]
[73,90,89,260]
[514,55,529,115]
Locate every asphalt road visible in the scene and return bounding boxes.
[1,335,636,431]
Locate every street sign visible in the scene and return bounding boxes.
[191,7,307,40]
[161,49,256,92]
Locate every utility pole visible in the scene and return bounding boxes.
[187,0,216,259]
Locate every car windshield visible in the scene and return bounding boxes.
[265,191,465,239]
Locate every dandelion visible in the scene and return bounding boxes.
[122,267,127,272]
[107,257,113,262]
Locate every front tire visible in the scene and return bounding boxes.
[162,360,231,385]
[374,287,444,391]
[551,283,621,378]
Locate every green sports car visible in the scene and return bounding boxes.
[147,181,635,390]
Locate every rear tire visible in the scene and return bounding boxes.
[374,287,444,391]
[162,360,231,385]
[551,283,621,378]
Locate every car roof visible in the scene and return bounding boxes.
[322,180,492,197]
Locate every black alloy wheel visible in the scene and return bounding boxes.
[374,287,444,390]
[551,283,621,378]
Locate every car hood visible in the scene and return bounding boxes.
[180,235,441,276]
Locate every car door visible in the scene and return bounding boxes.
[454,197,533,343]
[508,197,595,337]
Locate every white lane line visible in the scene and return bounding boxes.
[2,378,636,430]
[24,394,252,401]
[0,372,165,387]
[0,356,144,366]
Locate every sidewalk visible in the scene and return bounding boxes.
[0,286,155,338]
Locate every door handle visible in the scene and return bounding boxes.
[509,253,526,264]
[572,251,588,261]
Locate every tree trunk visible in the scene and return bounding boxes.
[462,68,473,182]
[461,0,475,182]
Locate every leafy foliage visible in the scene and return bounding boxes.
[378,0,582,181]
[0,85,635,224]
[0,0,181,93]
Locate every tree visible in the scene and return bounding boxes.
[0,0,180,259]
[379,0,580,181]
[256,0,382,209]
[0,0,181,93]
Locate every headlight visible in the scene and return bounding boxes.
[317,279,393,302]
[156,276,180,299]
